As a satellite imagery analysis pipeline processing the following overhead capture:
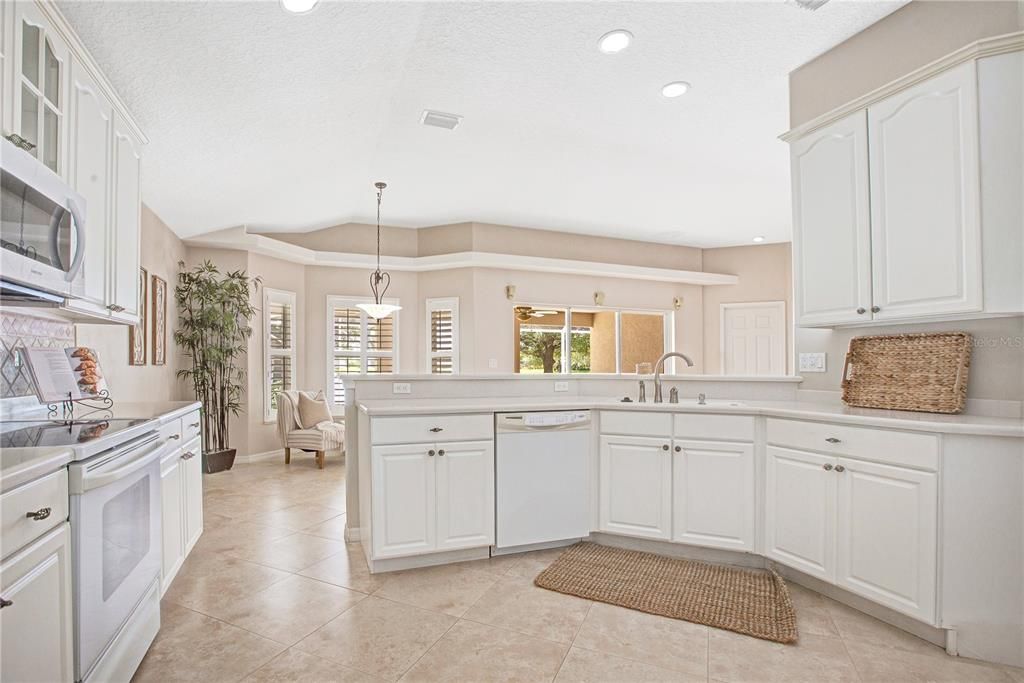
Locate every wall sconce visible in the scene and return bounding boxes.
[594,291,605,306]
[673,296,683,310]
[505,285,516,300]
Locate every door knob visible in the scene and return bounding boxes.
[856,307,866,314]
[438,449,445,456]
[674,445,681,452]
[871,306,880,313]
[662,444,669,451]
[823,464,834,471]
[835,465,846,473]
[428,449,435,457]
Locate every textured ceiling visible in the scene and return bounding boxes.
[58,0,906,246]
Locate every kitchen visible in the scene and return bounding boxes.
[1,1,1022,682]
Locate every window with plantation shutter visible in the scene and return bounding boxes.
[264,289,297,422]
[327,296,399,406]
[425,298,459,374]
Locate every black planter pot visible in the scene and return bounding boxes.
[204,448,236,474]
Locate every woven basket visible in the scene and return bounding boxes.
[841,332,971,414]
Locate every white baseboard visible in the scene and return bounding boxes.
[344,526,360,542]
[234,448,284,464]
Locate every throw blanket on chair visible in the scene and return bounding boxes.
[276,390,345,452]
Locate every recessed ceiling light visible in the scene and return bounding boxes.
[598,30,633,54]
[281,0,318,14]
[661,81,691,98]
[752,236,766,243]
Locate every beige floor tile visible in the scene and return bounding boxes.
[785,584,839,638]
[454,553,524,577]
[708,628,857,683]
[463,574,592,643]
[555,646,706,683]
[373,563,498,617]
[247,503,346,531]
[1003,665,1024,683]
[303,513,349,541]
[824,599,944,655]
[204,492,296,519]
[203,574,367,645]
[294,595,456,680]
[133,602,285,682]
[402,619,568,683]
[243,648,383,682]
[505,547,572,579]
[298,544,390,594]
[190,520,293,555]
[163,550,292,615]
[573,602,708,677]
[845,639,1015,682]
[226,532,346,572]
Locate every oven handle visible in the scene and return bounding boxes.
[78,440,164,492]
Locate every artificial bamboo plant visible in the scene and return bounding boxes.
[174,261,260,468]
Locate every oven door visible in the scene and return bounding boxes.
[69,434,163,681]
[0,138,86,298]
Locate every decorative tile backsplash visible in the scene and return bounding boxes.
[0,311,75,398]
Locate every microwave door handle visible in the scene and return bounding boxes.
[47,209,66,271]
[63,198,86,282]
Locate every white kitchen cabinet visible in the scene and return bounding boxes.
[867,61,981,320]
[0,522,74,683]
[599,434,672,540]
[764,446,836,582]
[110,112,142,319]
[372,443,436,558]
[435,440,494,551]
[791,111,872,326]
[673,440,754,551]
[835,457,937,623]
[181,438,203,553]
[159,449,184,593]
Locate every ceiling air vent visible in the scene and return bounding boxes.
[421,110,463,131]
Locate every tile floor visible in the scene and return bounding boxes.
[135,459,1022,683]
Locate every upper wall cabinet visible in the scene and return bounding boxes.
[789,49,1023,328]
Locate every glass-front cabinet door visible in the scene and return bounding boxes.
[13,3,68,176]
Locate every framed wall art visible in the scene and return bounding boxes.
[129,267,147,365]
[151,274,167,366]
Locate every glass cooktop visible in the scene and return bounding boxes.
[0,419,151,449]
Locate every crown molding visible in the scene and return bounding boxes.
[185,227,739,286]
[781,31,1024,143]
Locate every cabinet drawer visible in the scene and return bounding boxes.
[600,411,672,437]
[181,410,202,444]
[1,469,69,559]
[371,414,493,445]
[767,419,938,471]
[673,414,754,441]
[159,417,183,447]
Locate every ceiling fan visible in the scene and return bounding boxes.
[514,305,561,322]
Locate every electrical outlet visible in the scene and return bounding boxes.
[798,353,826,373]
[392,382,412,394]
[554,381,569,392]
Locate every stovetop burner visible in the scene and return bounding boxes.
[0,418,151,449]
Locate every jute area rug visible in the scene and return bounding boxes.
[534,542,798,644]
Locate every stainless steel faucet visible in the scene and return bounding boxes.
[653,351,694,403]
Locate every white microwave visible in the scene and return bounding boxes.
[1,137,87,299]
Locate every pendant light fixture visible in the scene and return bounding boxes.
[357,182,402,320]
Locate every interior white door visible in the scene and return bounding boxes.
[435,440,494,551]
[159,452,183,594]
[181,438,203,554]
[0,523,74,683]
[790,110,873,326]
[868,61,982,320]
[764,446,836,582]
[835,458,938,623]
[111,113,142,318]
[720,302,786,375]
[673,440,754,551]
[371,444,436,558]
[599,435,672,540]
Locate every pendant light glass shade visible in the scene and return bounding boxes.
[356,181,401,320]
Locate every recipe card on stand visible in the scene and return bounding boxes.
[24,346,108,403]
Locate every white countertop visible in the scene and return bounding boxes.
[358,395,1024,438]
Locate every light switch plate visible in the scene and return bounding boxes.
[554,381,569,392]
[798,353,827,373]
[392,382,412,394]
[488,358,498,369]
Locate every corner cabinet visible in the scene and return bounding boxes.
[789,51,1023,327]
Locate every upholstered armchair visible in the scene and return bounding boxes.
[275,390,344,469]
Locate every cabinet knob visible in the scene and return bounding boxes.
[674,445,681,452]
[189,422,200,428]
[438,449,446,456]
[871,306,880,313]
[168,434,181,441]
[856,307,866,314]
[825,437,841,444]
[835,465,846,473]
[823,464,834,471]
[662,444,669,451]
[25,507,52,521]
[181,451,195,460]
[429,427,443,433]
[0,597,12,609]
[428,449,436,457]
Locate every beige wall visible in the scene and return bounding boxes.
[264,223,420,256]
[76,205,188,403]
[789,1,1023,127]
[702,244,793,375]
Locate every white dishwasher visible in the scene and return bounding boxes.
[495,410,591,553]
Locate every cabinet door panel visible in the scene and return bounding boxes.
[673,440,754,551]
[69,57,112,306]
[0,523,74,683]
[791,111,872,326]
[836,458,937,623]
[765,446,835,582]
[112,114,142,317]
[599,435,672,540]
[181,438,203,553]
[160,454,184,592]
[436,440,494,550]
[372,444,435,558]
[868,61,982,319]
